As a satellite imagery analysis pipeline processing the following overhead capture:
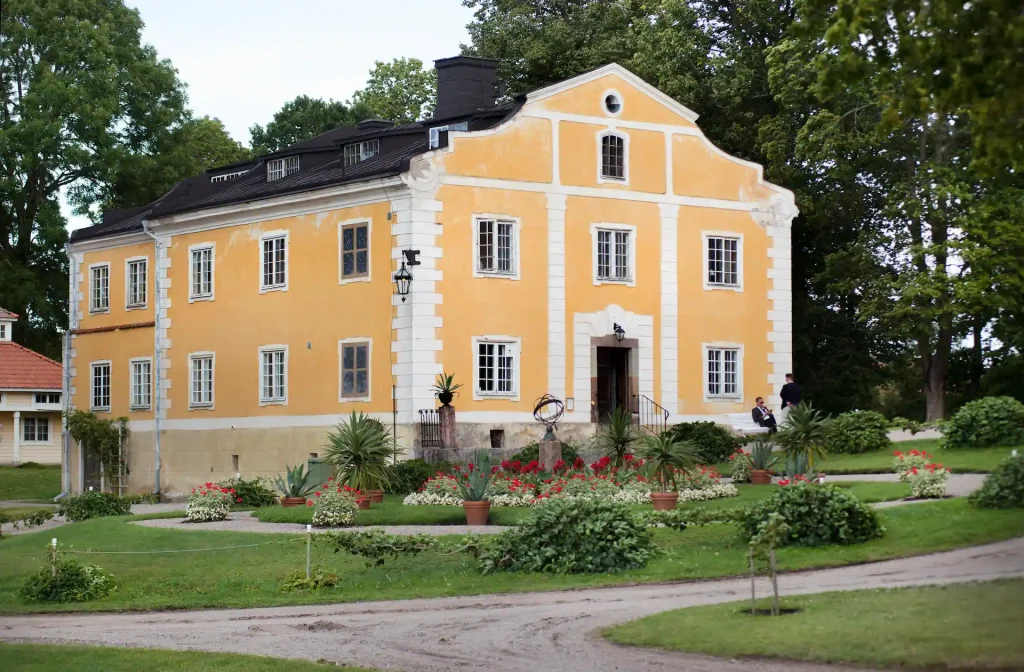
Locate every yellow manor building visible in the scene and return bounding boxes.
[65,58,797,496]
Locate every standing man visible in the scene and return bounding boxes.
[779,373,801,424]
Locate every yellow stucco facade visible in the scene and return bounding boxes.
[66,64,796,497]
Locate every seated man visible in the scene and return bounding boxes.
[751,397,778,433]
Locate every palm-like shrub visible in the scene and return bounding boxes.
[273,464,317,498]
[776,403,832,468]
[325,411,394,492]
[592,406,638,467]
[635,434,699,492]
[748,438,778,471]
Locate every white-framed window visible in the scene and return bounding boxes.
[598,130,628,183]
[260,231,288,292]
[267,156,299,181]
[339,220,370,282]
[91,361,111,411]
[259,346,288,404]
[591,223,636,286]
[0,324,6,339]
[473,216,519,278]
[189,243,215,301]
[704,233,743,290]
[130,358,152,410]
[704,344,743,400]
[125,257,147,309]
[22,416,49,443]
[343,139,380,166]
[602,89,623,116]
[34,393,61,405]
[189,352,215,409]
[473,336,520,399]
[89,263,110,313]
[339,338,371,401]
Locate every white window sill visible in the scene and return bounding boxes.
[705,396,742,402]
[22,441,53,446]
[339,275,371,286]
[90,407,111,413]
[189,294,215,303]
[260,284,288,294]
[189,403,214,411]
[259,398,288,406]
[703,283,743,293]
[474,270,520,280]
[473,391,519,401]
[130,405,152,412]
[598,176,628,186]
[89,308,110,315]
[595,276,635,287]
[339,395,371,403]
[126,304,148,311]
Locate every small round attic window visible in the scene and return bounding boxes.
[604,93,622,115]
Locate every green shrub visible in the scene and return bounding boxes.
[57,491,132,522]
[388,459,436,494]
[16,461,45,469]
[741,482,884,547]
[279,568,338,592]
[827,410,891,454]
[661,421,740,464]
[475,498,654,574]
[218,477,278,508]
[21,559,115,603]
[509,441,581,466]
[969,455,1024,509]
[942,396,1024,448]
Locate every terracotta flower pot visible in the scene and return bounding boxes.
[750,470,773,485]
[463,500,491,525]
[651,492,679,511]
[369,489,385,504]
[280,497,306,508]
[356,496,371,510]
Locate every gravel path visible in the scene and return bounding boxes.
[2,536,1021,672]
[826,472,985,498]
[132,510,509,536]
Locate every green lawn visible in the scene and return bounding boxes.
[0,465,61,501]
[253,482,911,525]
[1,498,1021,614]
[0,505,55,521]
[604,579,1024,671]
[716,439,1018,475]
[1,643,375,671]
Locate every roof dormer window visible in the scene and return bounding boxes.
[343,139,380,167]
[428,122,468,149]
[211,170,248,183]
[267,156,299,182]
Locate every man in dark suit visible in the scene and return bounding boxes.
[751,397,777,433]
[780,373,801,423]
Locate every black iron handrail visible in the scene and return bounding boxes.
[633,394,670,435]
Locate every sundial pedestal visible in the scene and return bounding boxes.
[539,431,562,471]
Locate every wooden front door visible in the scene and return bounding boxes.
[595,347,630,422]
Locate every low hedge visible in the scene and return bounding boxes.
[827,410,891,454]
[662,422,740,464]
[942,396,1024,449]
[969,455,1024,509]
[741,482,884,547]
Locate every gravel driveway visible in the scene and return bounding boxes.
[2,536,1021,672]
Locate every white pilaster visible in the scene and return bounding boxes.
[155,236,173,417]
[659,203,679,414]
[547,193,568,401]
[12,411,21,463]
[755,194,798,397]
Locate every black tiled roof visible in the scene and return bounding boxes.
[70,99,522,244]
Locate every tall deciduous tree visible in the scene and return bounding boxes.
[350,57,436,122]
[249,96,370,154]
[1,0,186,356]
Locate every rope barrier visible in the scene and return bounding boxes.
[64,537,308,555]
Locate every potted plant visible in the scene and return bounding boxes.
[274,464,317,507]
[325,411,394,508]
[454,451,496,525]
[636,434,699,510]
[433,371,462,406]
[748,438,778,485]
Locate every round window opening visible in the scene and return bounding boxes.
[604,94,621,114]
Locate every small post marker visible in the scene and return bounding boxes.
[305,524,312,579]
[1013,449,1019,458]
[50,538,58,577]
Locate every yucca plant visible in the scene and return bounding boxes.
[776,402,833,468]
[433,371,462,406]
[748,438,778,471]
[325,411,394,492]
[592,405,638,468]
[274,464,317,498]
[636,434,699,492]
[783,452,817,480]
[454,451,496,501]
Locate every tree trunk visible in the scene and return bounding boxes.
[438,405,458,455]
[970,317,985,398]
[924,364,947,422]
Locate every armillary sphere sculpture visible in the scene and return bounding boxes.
[533,394,565,440]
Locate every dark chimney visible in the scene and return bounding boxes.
[433,56,498,120]
[357,118,395,131]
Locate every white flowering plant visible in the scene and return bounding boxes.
[678,483,739,501]
[490,493,537,507]
[909,464,950,498]
[186,485,235,522]
[310,487,359,527]
[402,491,462,506]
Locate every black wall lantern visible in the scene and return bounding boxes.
[393,249,421,302]
[613,323,625,342]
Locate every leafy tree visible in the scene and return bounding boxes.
[249,96,370,154]
[1,0,187,355]
[350,57,436,122]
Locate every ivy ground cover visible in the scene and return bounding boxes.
[604,579,1024,671]
[1,499,1021,614]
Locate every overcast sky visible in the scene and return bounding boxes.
[66,0,475,229]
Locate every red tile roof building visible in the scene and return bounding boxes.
[0,342,63,390]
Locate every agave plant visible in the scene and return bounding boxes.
[433,372,462,405]
[592,406,638,468]
[782,452,818,480]
[776,402,833,468]
[325,411,394,492]
[748,438,778,471]
[453,451,497,501]
[635,434,699,492]
[274,464,317,498]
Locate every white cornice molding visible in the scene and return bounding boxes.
[68,231,151,254]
